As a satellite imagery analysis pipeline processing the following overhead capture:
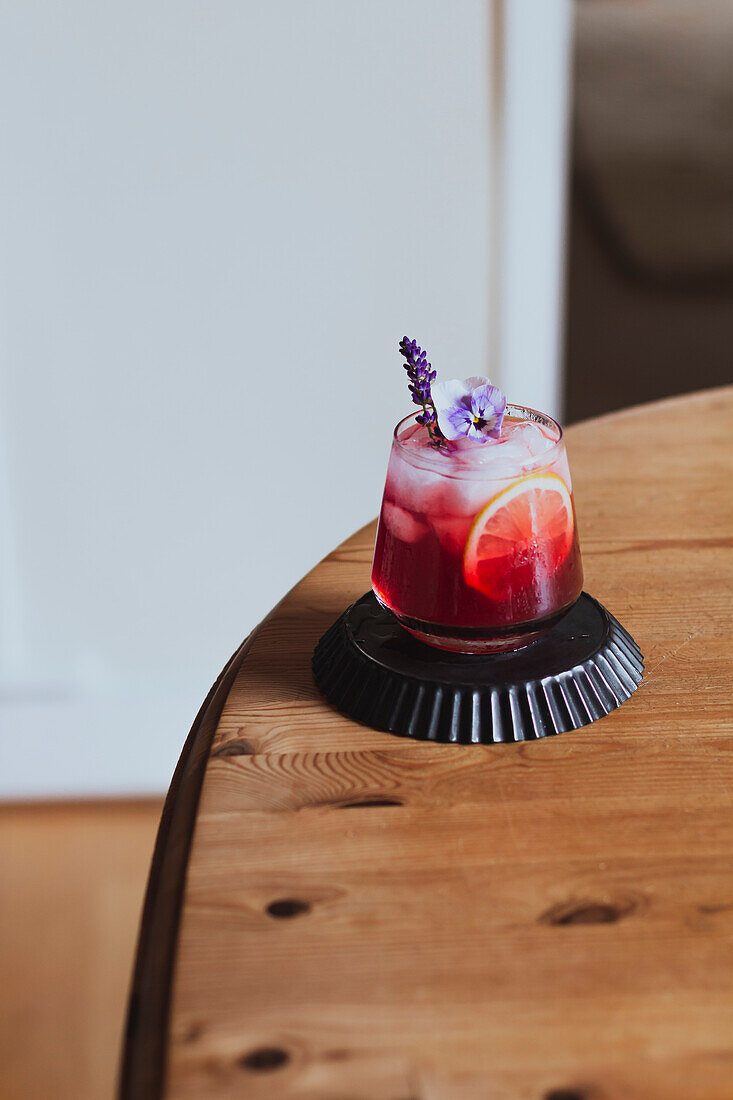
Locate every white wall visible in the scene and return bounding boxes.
[0,0,496,795]
[498,0,573,418]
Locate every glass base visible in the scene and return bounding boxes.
[383,602,579,656]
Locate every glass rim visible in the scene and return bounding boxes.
[391,404,565,480]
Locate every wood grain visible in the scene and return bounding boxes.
[163,387,733,1099]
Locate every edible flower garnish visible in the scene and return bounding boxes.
[432,376,506,442]
[399,337,507,445]
[398,337,444,445]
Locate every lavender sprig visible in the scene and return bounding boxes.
[398,337,444,445]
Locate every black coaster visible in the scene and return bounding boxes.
[312,592,643,744]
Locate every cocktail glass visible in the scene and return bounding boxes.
[371,404,583,653]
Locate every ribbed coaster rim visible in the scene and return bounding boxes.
[312,592,644,744]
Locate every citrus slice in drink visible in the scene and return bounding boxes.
[463,472,575,600]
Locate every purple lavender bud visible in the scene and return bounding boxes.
[398,336,444,443]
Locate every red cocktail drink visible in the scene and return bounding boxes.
[372,405,583,652]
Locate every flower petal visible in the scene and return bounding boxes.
[466,422,487,442]
[470,383,506,433]
[441,405,474,441]
[432,379,472,439]
[431,378,471,414]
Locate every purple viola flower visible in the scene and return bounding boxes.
[432,376,507,442]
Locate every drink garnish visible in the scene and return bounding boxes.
[463,472,573,599]
[398,337,444,445]
[398,337,506,446]
[432,377,506,442]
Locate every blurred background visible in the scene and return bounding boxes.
[1,0,730,1096]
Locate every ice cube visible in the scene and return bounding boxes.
[381,501,429,543]
[428,512,473,554]
[510,421,555,459]
[478,456,531,481]
[490,439,533,465]
[431,477,491,518]
[385,452,443,515]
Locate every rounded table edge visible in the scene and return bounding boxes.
[118,632,255,1100]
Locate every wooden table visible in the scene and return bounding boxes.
[122,388,733,1100]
